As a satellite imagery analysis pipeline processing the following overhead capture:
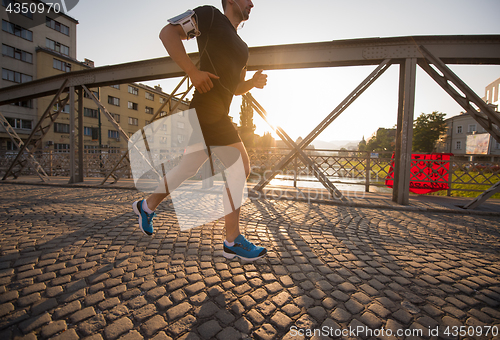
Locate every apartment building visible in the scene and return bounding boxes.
[1,0,191,153]
[436,105,500,160]
[1,0,77,150]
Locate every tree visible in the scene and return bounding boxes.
[358,136,367,152]
[412,111,447,153]
[366,128,396,152]
[239,96,255,148]
[254,132,274,149]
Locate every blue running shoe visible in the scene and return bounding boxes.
[132,200,156,235]
[223,234,267,261]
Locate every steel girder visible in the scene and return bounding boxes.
[0,112,49,181]
[100,74,194,185]
[244,93,347,201]
[0,35,499,106]
[1,35,499,208]
[2,79,70,181]
[251,59,392,196]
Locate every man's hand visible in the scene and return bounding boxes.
[252,69,268,89]
[188,69,219,94]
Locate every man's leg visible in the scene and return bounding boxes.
[213,142,267,261]
[133,143,209,235]
[146,145,209,211]
[212,142,250,241]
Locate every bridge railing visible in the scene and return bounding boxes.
[1,148,499,197]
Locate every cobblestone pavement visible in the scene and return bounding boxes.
[0,184,499,340]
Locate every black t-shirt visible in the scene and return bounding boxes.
[189,6,248,124]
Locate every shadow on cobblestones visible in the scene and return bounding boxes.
[0,184,499,340]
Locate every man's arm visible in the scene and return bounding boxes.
[234,69,268,96]
[159,23,219,94]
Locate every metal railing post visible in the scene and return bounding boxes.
[365,151,371,193]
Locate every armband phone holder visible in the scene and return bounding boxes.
[168,10,200,40]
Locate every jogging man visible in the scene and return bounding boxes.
[132,0,268,261]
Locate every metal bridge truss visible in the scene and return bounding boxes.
[0,112,49,182]
[1,35,499,208]
[2,79,70,181]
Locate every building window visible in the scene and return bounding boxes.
[2,20,33,41]
[54,123,70,134]
[84,127,99,140]
[46,16,69,35]
[84,108,98,118]
[145,92,154,101]
[6,141,18,151]
[108,96,120,106]
[46,38,69,56]
[2,68,32,83]
[160,111,167,117]
[84,90,99,99]
[160,97,166,104]
[110,84,120,89]
[128,101,138,110]
[145,106,154,115]
[128,117,138,126]
[128,86,138,95]
[53,58,71,72]
[54,143,70,152]
[456,125,463,134]
[455,141,462,150]
[11,99,32,108]
[108,130,119,139]
[111,113,120,123]
[2,44,32,63]
[468,124,476,133]
[5,117,32,130]
[177,122,185,129]
[53,103,70,113]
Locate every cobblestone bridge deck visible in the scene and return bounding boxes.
[0,182,499,339]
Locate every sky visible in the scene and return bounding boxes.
[68,0,500,144]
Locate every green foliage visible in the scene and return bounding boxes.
[358,137,367,152]
[412,111,447,153]
[254,132,274,148]
[239,97,256,148]
[366,128,396,152]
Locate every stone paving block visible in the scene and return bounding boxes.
[70,306,96,323]
[133,304,156,322]
[51,328,80,340]
[104,316,134,340]
[331,307,351,323]
[78,314,107,336]
[216,326,240,340]
[54,300,82,319]
[40,320,67,338]
[253,323,277,340]
[166,301,192,321]
[141,315,167,338]
[151,331,173,340]
[19,312,51,334]
[392,308,412,325]
[169,315,197,338]
[106,304,130,322]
